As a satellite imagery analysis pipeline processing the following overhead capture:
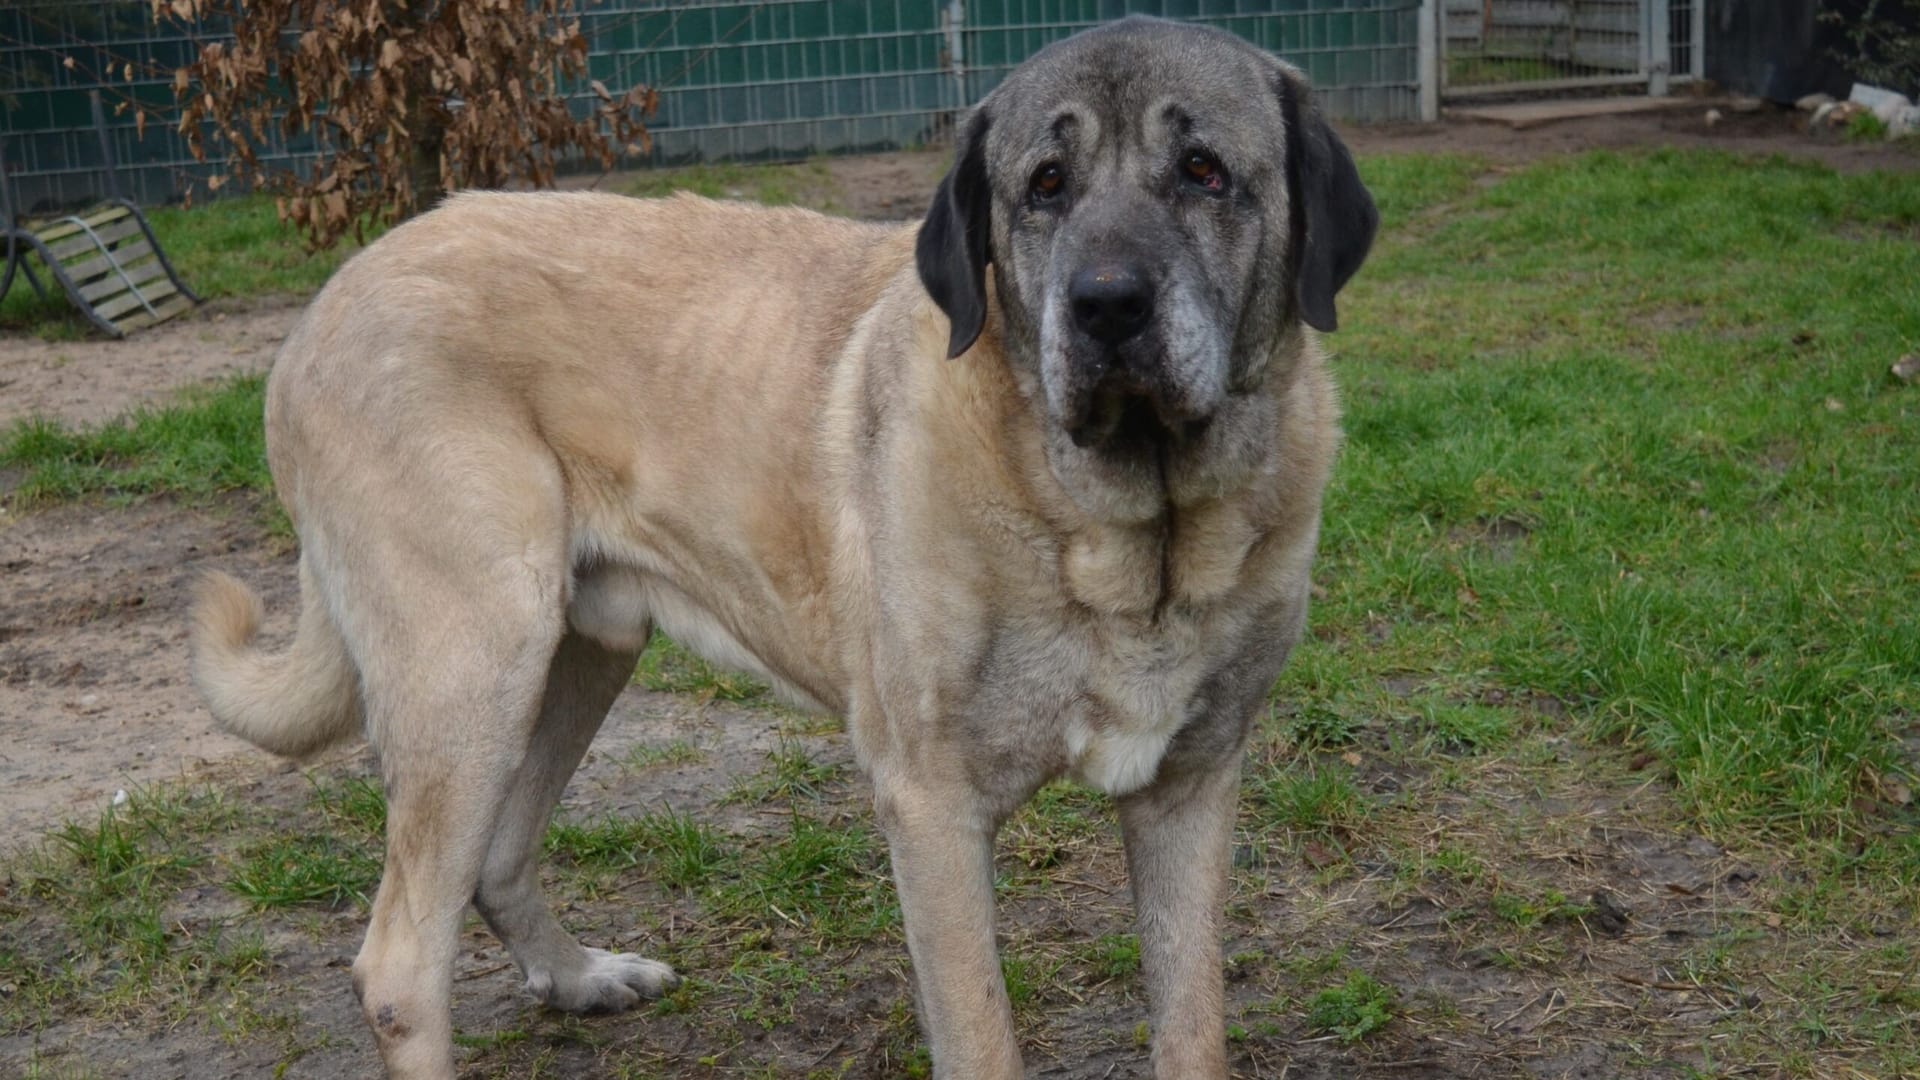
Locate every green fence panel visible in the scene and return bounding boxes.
[3,0,1417,211]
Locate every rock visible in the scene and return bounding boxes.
[1892,354,1920,385]
[1795,92,1835,111]
[1849,83,1919,138]
[1850,82,1913,113]
[1888,105,1920,140]
[1704,108,1723,128]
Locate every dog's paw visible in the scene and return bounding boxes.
[526,947,679,1013]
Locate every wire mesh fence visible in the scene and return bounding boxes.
[3,0,1423,213]
[1439,0,1702,95]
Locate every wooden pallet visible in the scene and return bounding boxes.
[21,202,197,335]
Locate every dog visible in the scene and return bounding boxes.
[190,16,1375,1078]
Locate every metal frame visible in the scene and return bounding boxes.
[1437,0,1700,99]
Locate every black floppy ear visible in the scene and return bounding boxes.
[916,109,993,358]
[1278,70,1377,333]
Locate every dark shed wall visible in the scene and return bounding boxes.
[1707,0,1917,103]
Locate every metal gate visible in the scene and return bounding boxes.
[1440,0,1703,96]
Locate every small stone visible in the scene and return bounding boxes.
[1704,108,1723,128]
[1824,397,1845,412]
[1892,354,1920,384]
[1795,92,1836,112]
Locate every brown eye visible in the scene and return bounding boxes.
[1183,151,1225,192]
[1031,163,1065,201]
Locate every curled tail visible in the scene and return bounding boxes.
[190,563,360,759]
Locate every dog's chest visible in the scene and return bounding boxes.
[1056,613,1225,796]
[1035,515,1266,797]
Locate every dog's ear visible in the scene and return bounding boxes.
[916,109,993,358]
[1277,67,1377,333]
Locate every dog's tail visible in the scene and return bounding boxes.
[190,564,360,759]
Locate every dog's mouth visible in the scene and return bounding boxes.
[1067,386,1211,453]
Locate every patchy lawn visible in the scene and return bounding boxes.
[3,148,1916,1079]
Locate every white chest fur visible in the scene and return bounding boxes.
[1047,505,1271,796]
[1061,610,1224,795]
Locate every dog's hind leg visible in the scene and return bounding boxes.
[345,610,563,1078]
[311,431,577,1079]
[473,630,679,1011]
[345,576,566,1080]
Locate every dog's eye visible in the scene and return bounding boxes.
[1030,163,1065,202]
[1182,151,1226,193]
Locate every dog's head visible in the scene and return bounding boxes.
[917,16,1376,521]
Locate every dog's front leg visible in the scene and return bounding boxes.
[1118,760,1240,1079]
[873,768,1022,1079]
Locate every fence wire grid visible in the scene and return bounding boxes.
[3,0,1421,212]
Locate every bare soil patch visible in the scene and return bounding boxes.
[0,495,292,834]
[1350,99,1920,173]
[0,298,303,430]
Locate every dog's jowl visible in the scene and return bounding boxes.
[191,16,1375,1079]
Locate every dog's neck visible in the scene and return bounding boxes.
[916,291,1336,621]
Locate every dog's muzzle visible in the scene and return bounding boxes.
[1064,263,1213,450]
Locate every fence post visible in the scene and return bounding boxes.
[1647,0,1671,96]
[1418,0,1439,122]
[89,91,127,204]
[1689,0,1704,80]
[944,0,968,118]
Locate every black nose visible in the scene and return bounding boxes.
[1069,265,1154,347]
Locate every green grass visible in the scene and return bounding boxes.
[1078,933,1141,982]
[1489,887,1591,930]
[1,374,270,506]
[227,833,381,909]
[545,810,734,890]
[1444,54,1563,87]
[622,159,839,211]
[1308,149,1920,839]
[718,816,895,938]
[1254,765,1375,839]
[1305,971,1396,1043]
[0,787,259,1029]
[634,633,769,703]
[724,741,845,804]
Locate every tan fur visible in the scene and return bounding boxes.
[191,564,359,759]
[191,38,1357,1072]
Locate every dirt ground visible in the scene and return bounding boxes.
[1,104,1914,1078]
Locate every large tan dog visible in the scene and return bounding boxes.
[191,16,1374,1078]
